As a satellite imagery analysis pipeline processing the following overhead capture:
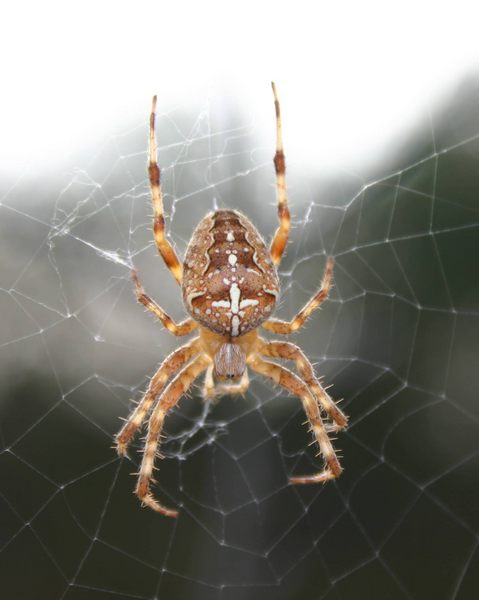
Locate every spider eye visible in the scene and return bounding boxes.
[214,343,246,380]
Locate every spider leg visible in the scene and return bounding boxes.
[136,353,211,517]
[132,270,197,336]
[258,338,348,430]
[149,95,183,285]
[115,337,201,457]
[249,355,343,484]
[263,257,334,334]
[202,365,216,400]
[270,82,291,267]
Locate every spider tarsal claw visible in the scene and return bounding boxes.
[140,494,179,518]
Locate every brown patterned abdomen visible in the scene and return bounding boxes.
[182,210,280,338]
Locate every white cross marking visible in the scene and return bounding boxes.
[209,282,259,337]
[229,283,240,313]
[239,299,259,309]
[211,299,230,308]
[231,315,240,336]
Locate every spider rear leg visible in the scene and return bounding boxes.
[263,257,334,334]
[249,355,343,484]
[115,337,201,457]
[136,354,211,517]
[258,339,348,430]
[149,95,183,285]
[270,82,291,267]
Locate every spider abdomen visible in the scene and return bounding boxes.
[182,209,280,338]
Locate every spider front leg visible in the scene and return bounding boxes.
[258,339,348,430]
[249,355,343,484]
[263,256,334,334]
[132,270,197,336]
[115,337,201,457]
[149,95,183,284]
[270,82,291,267]
[136,354,211,517]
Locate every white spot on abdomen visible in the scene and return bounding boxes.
[212,299,230,308]
[231,315,240,336]
[186,290,205,310]
[263,287,279,298]
[230,283,240,313]
[226,231,235,242]
[228,254,237,266]
[240,298,259,309]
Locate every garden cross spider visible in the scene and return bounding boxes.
[115,83,348,517]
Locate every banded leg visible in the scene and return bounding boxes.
[136,354,211,516]
[270,82,291,267]
[258,339,348,430]
[132,270,197,336]
[149,95,183,284]
[249,355,343,484]
[263,257,334,334]
[115,337,201,456]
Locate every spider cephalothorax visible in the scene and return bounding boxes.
[115,83,348,517]
[213,342,246,380]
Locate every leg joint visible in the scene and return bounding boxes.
[274,150,286,175]
[148,162,160,182]
[153,215,166,233]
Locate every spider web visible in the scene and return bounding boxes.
[1,75,479,600]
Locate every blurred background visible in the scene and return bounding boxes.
[1,2,479,599]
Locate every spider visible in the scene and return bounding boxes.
[115,83,348,517]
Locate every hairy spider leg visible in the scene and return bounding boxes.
[149,95,183,285]
[132,270,197,336]
[249,355,343,484]
[270,82,291,267]
[136,353,211,517]
[263,257,334,334]
[202,365,216,400]
[115,337,201,457]
[258,338,348,430]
